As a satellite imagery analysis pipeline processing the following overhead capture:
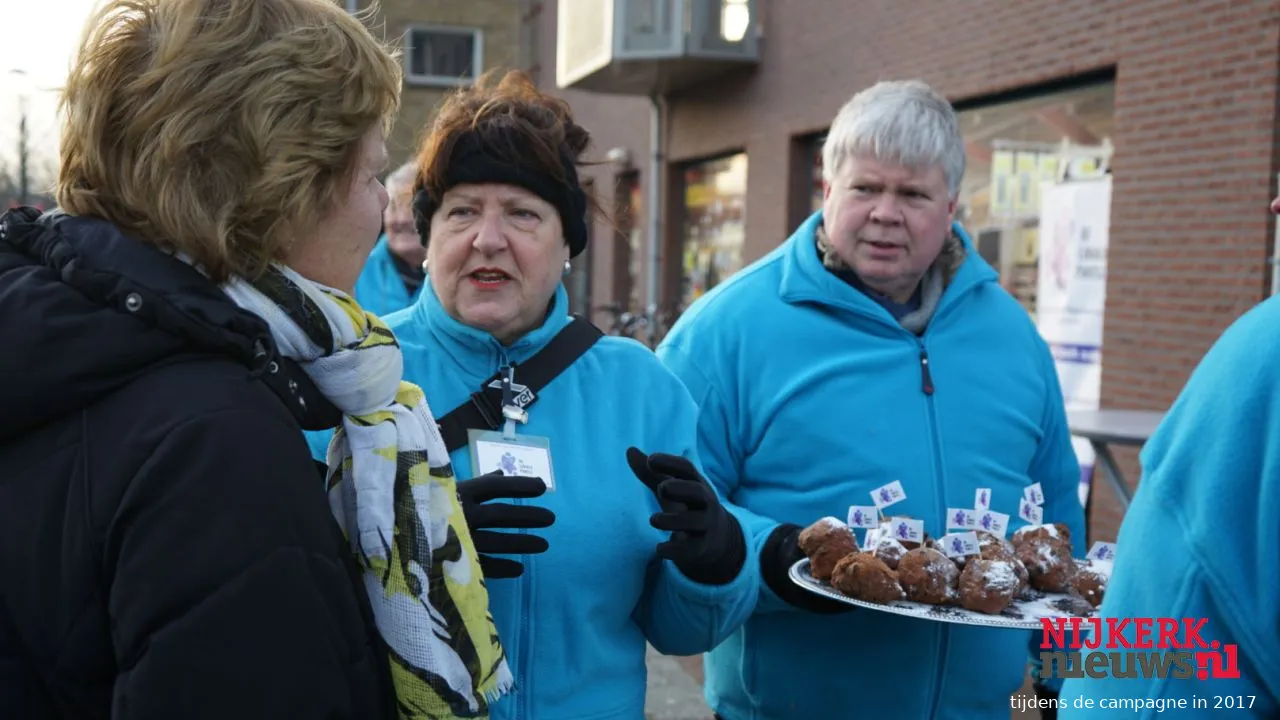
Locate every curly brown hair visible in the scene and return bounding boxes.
[56,0,401,283]
[414,70,591,205]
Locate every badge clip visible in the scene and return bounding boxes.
[499,365,525,439]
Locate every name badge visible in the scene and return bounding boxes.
[468,429,555,491]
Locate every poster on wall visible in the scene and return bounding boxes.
[1035,176,1111,507]
[989,150,1014,217]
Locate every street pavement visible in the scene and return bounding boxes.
[642,647,1044,720]
[644,647,713,720]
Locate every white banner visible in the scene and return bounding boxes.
[1035,177,1112,506]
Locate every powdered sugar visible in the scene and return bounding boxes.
[872,535,907,553]
[816,516,847,532]
[1035,541,1064,570]
[982,560,1020,592]
[1013,523,1060,542]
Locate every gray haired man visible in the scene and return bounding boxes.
[353,161,425,316]
[657,80,1085,719]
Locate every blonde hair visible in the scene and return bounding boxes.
[56,0,402,282]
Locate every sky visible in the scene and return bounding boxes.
[0,0,103,185]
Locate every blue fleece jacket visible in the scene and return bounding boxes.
[352,235,421,317]
[307,281,758,720]
[656,212,1084,720]
[1059,297,1280,718]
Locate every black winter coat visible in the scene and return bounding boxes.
[0,208,394,719]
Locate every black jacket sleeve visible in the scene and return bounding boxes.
[103,407,388,719]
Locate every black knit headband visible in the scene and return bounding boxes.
[412,131,588,257]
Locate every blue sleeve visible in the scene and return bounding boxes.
[1029,336,1086,552]
[631,369,760,655]
[1059,301,1280,716]
[657,341,797,615]
[1026,337,1086,692]
[1058,495,1278,717]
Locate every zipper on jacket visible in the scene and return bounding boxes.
[918,348,934,395]
[918,335,950,717]
[518,556,532,720]
[491,347,532,720]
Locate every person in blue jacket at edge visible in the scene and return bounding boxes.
[307,69,758,720]
[1056,200,1280,718]
[352,161,426,317]
[656,79,1085,720]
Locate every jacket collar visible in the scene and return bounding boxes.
[778,211,997,328]
[412,277,573,374]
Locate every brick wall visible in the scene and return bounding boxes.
[547,0,1280,543]
[530,2,655,324]
[357,0,522,168]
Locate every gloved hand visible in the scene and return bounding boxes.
[457,471,555,579]
[626,447,746,586]
[759,523,852,614]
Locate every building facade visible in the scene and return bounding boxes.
[354,0,522,168]
[528,0,1280,544]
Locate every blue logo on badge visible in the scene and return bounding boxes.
[499,452,517,475]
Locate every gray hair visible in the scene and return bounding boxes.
[385,161,418,206]
[821,80,965,197]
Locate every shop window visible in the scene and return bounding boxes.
[810,133,826,214]
[956,81,1115,314]
[613,172,643,310]
[680,153,747,309]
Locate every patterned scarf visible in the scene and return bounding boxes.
[816,224,967,335]
[220,264,512,719]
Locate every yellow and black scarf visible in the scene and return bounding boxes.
[221,264,512,719]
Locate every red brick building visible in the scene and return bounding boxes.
[522,0,1280,543]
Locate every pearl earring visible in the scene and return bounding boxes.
[563,260,572,276]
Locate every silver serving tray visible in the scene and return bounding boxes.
[789,558,1097,631]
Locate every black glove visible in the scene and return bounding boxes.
[760,524,852,614]
[457,471,555,579]
[626,447,746,586]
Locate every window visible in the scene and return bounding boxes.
[613,171,642,310]
[810,133,826,214]
[956,81,1115,315]
[721,0,751,42]
[405,26,482,87]
[679,153,747,310]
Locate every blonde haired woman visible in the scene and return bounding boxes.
[0,1,506,718]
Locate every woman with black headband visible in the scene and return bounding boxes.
[312,70,759,719]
